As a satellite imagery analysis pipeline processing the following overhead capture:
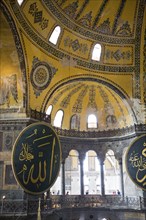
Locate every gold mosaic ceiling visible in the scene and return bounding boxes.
[0,0,145,130]
[50,0,137,37]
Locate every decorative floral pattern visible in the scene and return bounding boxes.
[30,61,53,97]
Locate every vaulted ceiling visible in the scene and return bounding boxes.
[47,0,137,37]
[0,0,145,131]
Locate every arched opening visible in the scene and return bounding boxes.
[104,150,120,195]
[46,104,53,115]
[49,26,61,45]
[92,43,101,61]
[70,114,80,130]
[83,150,100,194]
[87,114,97,128]
[65,150,80,195]
[54,110,63,128]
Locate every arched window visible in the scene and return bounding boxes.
[54,110,63,127]
[92,43,101,61]
[46,105,53,115]
[49,26,61,45]
[65,150,80,195]
[17,0,24,5]
[106,114,117,127]
[70,114,80,130]
[84,151,100,194]
[87,114,97,128]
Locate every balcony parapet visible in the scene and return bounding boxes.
[54,124,145,139]
[0,195,145,216]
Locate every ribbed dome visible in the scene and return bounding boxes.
[45,80,134,131]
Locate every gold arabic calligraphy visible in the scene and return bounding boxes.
[18,161,46,185]
[129,142,146,187]
[19,143,34,161]
[17,128,58,188]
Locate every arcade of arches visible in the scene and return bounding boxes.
[52,149,126,196]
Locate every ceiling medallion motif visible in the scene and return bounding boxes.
[30,59,53,97]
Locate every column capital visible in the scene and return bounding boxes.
[98,153,105,164]
[62,151,69,162]
[78,152,86,162]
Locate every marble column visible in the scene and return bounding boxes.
[79,153,85,195]
[61,160,65,195]
[118,158,124,197]
[99,158,105,196]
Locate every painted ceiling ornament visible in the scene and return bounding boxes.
[63,0,78,18]
[78,11,93,28]
[28,2,49,30]
[87,85,98,110]
[96,18,111,34]
[31,58,57,97]
[116,21,132,36]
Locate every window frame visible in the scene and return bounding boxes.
[46,105,53,115]
[49,25,61,45]
[53,109,64,128]
[91,43,102,61]
[87,114,98,129]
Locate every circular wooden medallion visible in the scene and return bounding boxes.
[12,122,61,195]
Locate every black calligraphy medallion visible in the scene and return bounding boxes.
[12,122,61,195]
[125,134,146,191]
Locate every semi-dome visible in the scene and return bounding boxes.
[45,80,135,131]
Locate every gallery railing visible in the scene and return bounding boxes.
[29,109,51,123]
[54,124,146,138]
[50,195,146,210]
[0,196,145,216]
